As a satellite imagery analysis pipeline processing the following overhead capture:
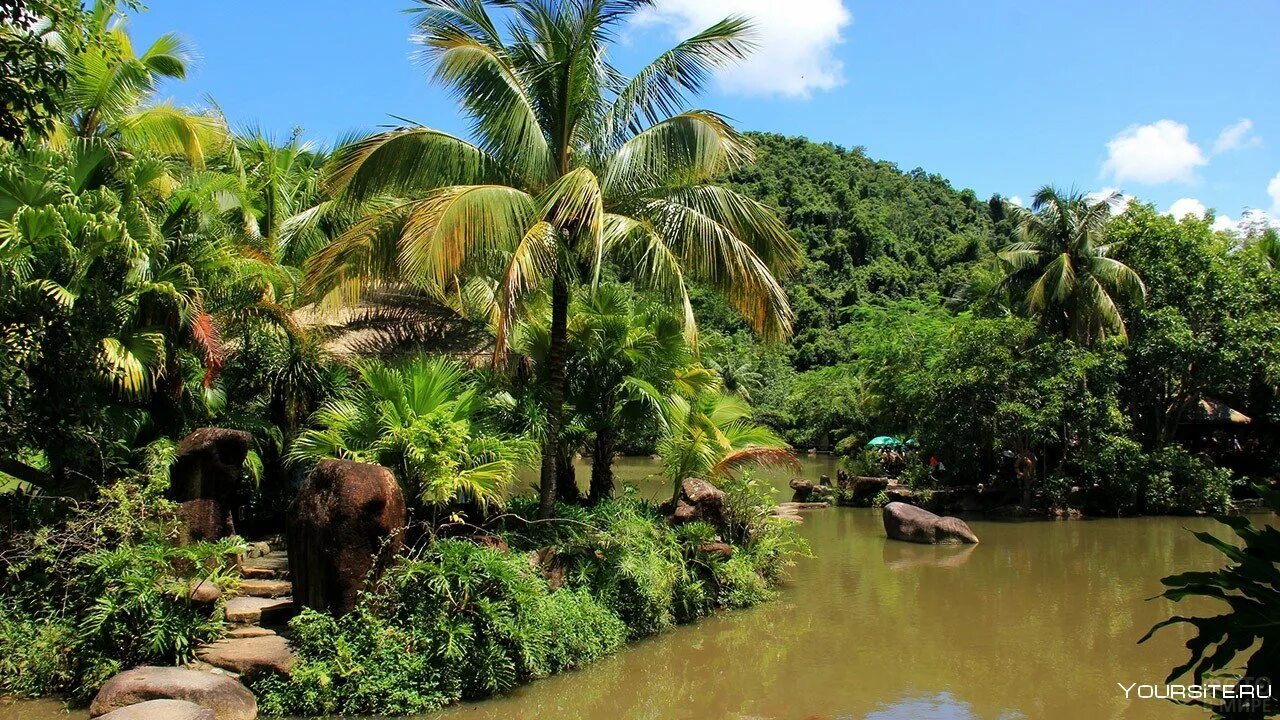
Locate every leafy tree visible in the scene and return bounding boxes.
[1112,205,1280,447]
[0,0,88,145]
[303,0,800,518]
[998,187,1146,344]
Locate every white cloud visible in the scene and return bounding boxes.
[1007,195,1023,207]
[1269,171,1280,212]
[1102,120,1206,184]
[1167,197,1208,220]
[634,0,853,98]
[1213,119,1260,154]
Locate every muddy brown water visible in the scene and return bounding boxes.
[8,456,1235,720]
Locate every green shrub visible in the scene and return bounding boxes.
[713,554,773,608]
[0,604,78,697]
[1142,446,1234,515]
[1078,439,1235,515]
[254,540,627,716]
[251,608,450,717]
[0,477,243,700]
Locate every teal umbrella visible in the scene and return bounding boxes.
[866,436,903,448]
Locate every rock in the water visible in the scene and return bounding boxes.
[287,459,406,616]
[670,478,728,529]
[170,428,253,544]
[197,635,295,677]
[89,666,256,720]
[882,502,979,545]
[97,700,215,720]
[789,478,832,502]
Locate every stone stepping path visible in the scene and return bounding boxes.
[187,543,300,684]
[225,625,276,639]
[224,595,295,626]
[239,550,288,580]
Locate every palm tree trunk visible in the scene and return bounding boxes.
[555,448,580,503]
[537,274,570,519]
[589,426,616,504]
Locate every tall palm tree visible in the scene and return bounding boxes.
[998,187,1146,344]
[305,0,801,517]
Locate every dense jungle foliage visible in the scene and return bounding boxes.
[1,0,1278,714]
[697,135,1280,515]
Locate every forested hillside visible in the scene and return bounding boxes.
[708,133,1016,369]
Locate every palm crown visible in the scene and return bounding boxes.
[999,186,1146,345]
[305,0,802,516]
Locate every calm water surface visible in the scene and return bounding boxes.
[8,456,1232,720]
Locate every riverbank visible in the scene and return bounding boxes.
[0,468,809,719]
[5,456,1229,720]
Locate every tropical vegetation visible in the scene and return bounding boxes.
[1,0,1278,717]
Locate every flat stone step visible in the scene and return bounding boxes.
[240,551,289,580]
[224,596,295,626]
[236,578,293,598]
[196,635,296,677]
[225,625,276,639]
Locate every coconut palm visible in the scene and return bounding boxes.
[50,0,226,165]
[514,284,691,502]
[288,356,537,513]
[305,0,802,517]
[224,131,331,267]
[658,381,795,503]
[998,187,1146,344]
[1255,228,1280,269]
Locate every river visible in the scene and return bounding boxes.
[3,456,1231,720]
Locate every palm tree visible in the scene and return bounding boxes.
[1255,228,1280,269]
[305,0,801,518]
[998,187,1146,344]
[224,131,331,268]
[50,0,226,165]
[658,380,795,503]
[288,356,536,514]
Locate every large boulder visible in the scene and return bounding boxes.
[882,502,979,545]
[669,477,728,529]
[170,428,253,543]
[287,460,406,616]
[97,700,215,720]
[88,666,256,720]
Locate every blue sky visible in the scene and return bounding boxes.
[130,0,1280,230]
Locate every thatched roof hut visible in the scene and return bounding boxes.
[1186,398,1252,426]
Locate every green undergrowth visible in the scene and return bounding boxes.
[252,482,807,717]
[0,476,244,702]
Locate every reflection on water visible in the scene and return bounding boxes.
[10,456,1232,720]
